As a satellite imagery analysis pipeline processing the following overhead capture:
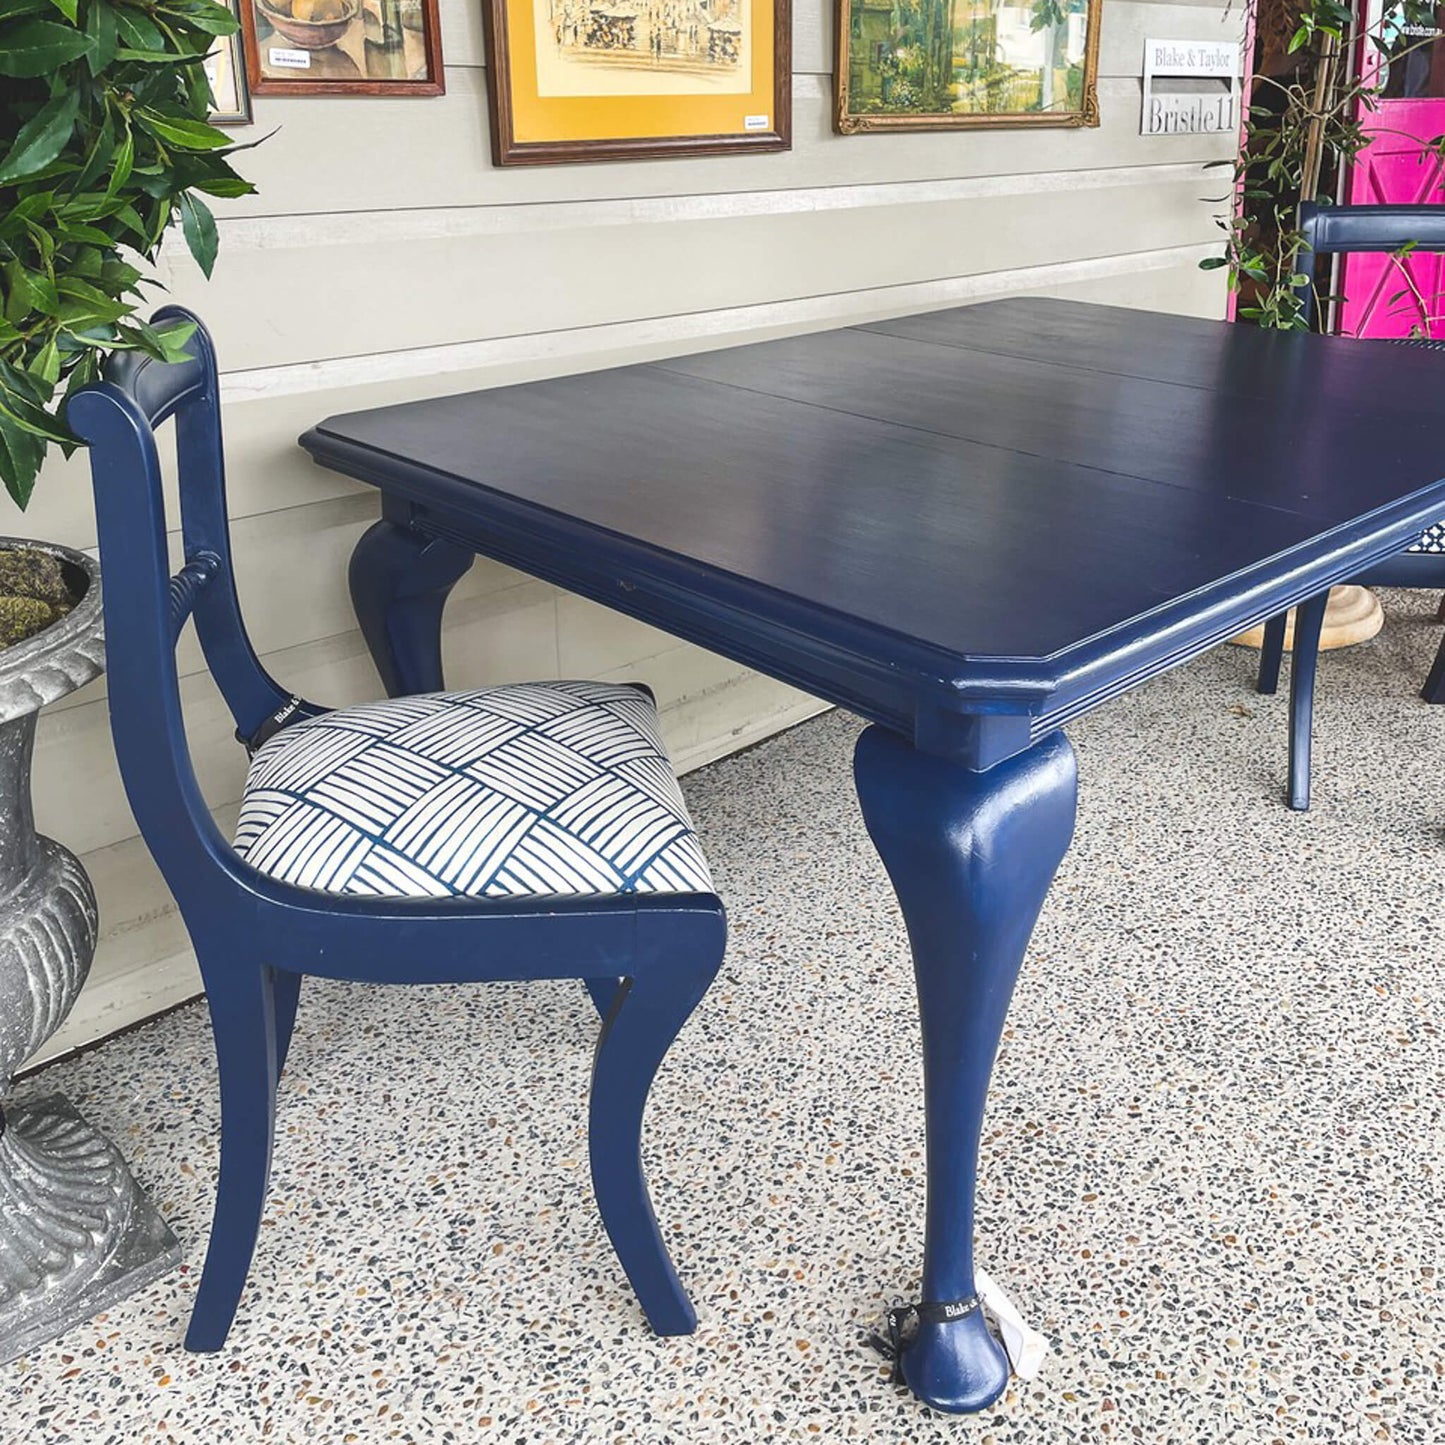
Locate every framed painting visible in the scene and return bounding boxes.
[240,0,445,96]
[483,0,791,165]
[207,1,254,124]
[835,0,1102,133]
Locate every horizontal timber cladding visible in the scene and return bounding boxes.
[156,178,1228,372]
[16,0,1243,1056]
[222,75,1229,217]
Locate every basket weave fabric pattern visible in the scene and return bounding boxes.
[233,681,715,898]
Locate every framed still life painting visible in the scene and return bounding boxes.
[835,0,1101,133]
[240,0,445,95]
[483,0,792,165]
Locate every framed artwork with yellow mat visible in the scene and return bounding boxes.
[239,0,445,95]
[482,0,791,165]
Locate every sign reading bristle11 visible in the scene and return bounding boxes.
[1142,38,1241,136]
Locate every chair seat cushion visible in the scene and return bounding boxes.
[233,681,714,898]
[1408,520,1445,555]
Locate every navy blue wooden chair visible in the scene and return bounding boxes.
[69,308,727,1351]
[1256,202,1445,809]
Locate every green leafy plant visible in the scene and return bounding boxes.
[0,0,254,507]
[1204,0,1445,330]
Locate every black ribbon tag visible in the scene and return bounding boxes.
[866,1295,981,1384]
[239,695,306,757]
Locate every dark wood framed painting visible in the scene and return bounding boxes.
[835,0,1102,134]
[240,0,445,96]
[483,0,791,165]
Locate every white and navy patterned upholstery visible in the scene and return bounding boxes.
[233,682,714,898]
[1408,520,1445,555]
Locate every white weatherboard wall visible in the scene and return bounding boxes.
[15,0,1243,1063]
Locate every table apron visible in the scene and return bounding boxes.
[312,437,1445,773]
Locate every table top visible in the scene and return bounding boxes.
[304,297,1445,768]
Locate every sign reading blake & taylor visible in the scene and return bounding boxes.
[1141,38,1239,136]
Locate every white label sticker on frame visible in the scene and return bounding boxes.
[269,47,312,68]
[744,114,770,131]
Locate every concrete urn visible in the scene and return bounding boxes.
[0,538,179,1364]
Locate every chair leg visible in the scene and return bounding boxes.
[274,970,302,1081]
[1423,629,1445,704]
[185,966,284,1352]
[588,957,720,1336]
[1435,594,1445,625]
[1287,592,1329,812]
[584,977,623,1018]
[1257,612,1288,695]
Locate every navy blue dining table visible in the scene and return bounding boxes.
[300,297,1445,1413]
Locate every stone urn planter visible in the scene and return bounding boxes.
[0,538,179,1364]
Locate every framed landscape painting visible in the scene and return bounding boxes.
[835,0,1102,133]
[240,0,445,95]
[483,0,791,165]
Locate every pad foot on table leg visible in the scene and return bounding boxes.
[903,1302,1011,1413]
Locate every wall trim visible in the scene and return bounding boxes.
[215,157,1214,250]
[223,242,1219,402]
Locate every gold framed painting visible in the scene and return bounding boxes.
[835,0,1102,133]
[483,0,792,165]
[240,0,445,96]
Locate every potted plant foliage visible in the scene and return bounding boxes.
[0,0,252,1359]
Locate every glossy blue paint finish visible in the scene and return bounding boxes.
[349,507,474,697]
[853,726,1077,1413]
[1257,614,1287,698]
[302,298,1445,1413]
[1292,201,1445,324]
[68,310,727,1352]
[1428,657,1445,702]
[305,298,1445,768]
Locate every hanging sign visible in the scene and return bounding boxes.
[1141,38,1240,136]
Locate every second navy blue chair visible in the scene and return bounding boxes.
[70,309,727,1350]
[1256,202,1445,809]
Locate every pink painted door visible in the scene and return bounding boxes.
[1339,0,1445,336]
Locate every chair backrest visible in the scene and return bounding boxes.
[1295,201,1445,326]
[68,309,313,894]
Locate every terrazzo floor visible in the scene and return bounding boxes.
[5,590,1445,1445]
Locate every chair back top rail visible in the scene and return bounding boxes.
[103,341,210,430]
[1301,201,1445,257]
[1296,201,1445,317]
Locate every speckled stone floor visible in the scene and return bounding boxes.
[4,590,1443,1445]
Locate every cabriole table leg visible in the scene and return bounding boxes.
[349,514,474,698]
[853,725,1077,1413]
